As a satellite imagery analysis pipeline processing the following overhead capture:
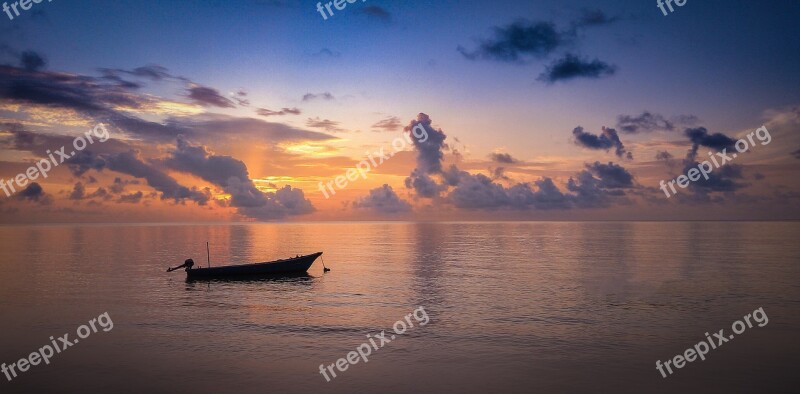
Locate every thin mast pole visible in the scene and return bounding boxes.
[206,242,211,268]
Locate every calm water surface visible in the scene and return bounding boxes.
[0,222,798,393]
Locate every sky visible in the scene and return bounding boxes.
[0,0,798,223]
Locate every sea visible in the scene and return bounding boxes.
[0,221,797,393]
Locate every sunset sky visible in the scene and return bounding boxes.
[1,0,798,222]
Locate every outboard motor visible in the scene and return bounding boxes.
[167,258,195,272]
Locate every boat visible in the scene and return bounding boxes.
[170,252,324,279]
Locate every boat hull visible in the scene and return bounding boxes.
[186,252,322,279]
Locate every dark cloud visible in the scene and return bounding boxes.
[187,85,236,108]
[458,21,563,62]
[489,152,518,164]
[562,161,636,208]
[105,150,211,205]
[519,178,572,210]
[15,182,52,205]
[0,65,121,113]
[0,65,185,140]
[538,53,616,83]
[680,163,748,200]
[655,150,677,169]
[792,148,800,159]
[655,151,674,161]
[67,181,112,202]
[617,112,675,133]
[490,166,510,181]
[163,137,314,219]
[360,5,391,22]
[572,126,630,158]
[66,150,211,205]
[301,92,334,102]
[257,107,301,117]
[446,172,513,209]
[406,113,448,174]
[584,161,634,189]
[371,116,401,132]
[20,51,46,72]
[66,150,107,177]
[109,177,138,194]
[87,187,110,200]
[0,65,332,143]
[399,113,636,211]
[445,172,575,210]
[69,182,85,200]
[117,191,144,204]
[684,127,737,161]
[353,185,411,213]
[404,113,449,197]
[100,65,183,82]
[98,70,141,89]
[404,169,444,198]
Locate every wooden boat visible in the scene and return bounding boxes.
[182,252,323,279]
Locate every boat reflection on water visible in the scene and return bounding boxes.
[186,272,315,283]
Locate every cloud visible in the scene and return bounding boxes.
[584,161,634,189]
[792,148,800,159]
[360,5,391,22]
[655,151,674,161]
[0,65,185,139]
[684,127,737,161]
[100,64,184,82]
[566,162,635,208]
[538,53,616,83]
[404,113,449,197]
[117,191,144,204]
[15,182,52,205]
[679,163,748,200]
[306,117,344,133]
[406,113,448,174]
[69,182,85,200]
[446,172,513,209]
[105,150,211,205]
[489,152,518,164]
[163,137,314,219]
[655,150,677,169]
[66,150,211,205]
[257,107,301,117]
[0,64,333,143]
[66,150,107,177]
[302,92,334,102]
[230,89,249,106]
[572,126,630,158]
[169,113,336,142]
[572,9,619,28]
[616,112,676,133]
[490,166,510,181]
[398,113,636,211]
[445,171,576,211]
[404,169,444,198]
[458,21,563,62]
[313,48,341,58]
[371,116,401,132]
[20,51,46,71]
[353,184,411,213]
[187,85,236,108]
